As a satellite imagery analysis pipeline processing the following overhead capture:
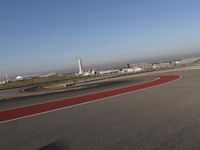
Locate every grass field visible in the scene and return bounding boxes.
[0,73,83,91]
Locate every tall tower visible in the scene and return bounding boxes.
[5,73,9,83]
[78,57,84,74]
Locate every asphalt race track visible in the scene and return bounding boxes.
[0,69,200,150]
[0,75,180,122]
[0,76,155,110]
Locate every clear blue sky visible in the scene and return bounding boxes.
[1,0,200,77]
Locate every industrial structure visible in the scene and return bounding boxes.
[76,57,97,76]
[78,57,84,75]
[76,57,144,76]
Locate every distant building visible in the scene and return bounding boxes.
[76,57,99,76]
[152,64,159,69]
[120,67,143,73]
[15,74,40,81]
[99,69,119,75]
[40,72,57,78]
[137,63,153,69]
[171,61,180,67]
[15,76,24,81]
[83,70,98,76]
[158,62,171,68]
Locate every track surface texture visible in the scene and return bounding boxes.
[0,76,154,110]
[0,69,200,150]
[0,75,179,122]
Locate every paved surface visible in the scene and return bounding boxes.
[0,69,200,150]
[0,76,154,110]
[0,73,154,100]
[0,75,179,122]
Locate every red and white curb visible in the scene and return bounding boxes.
[0,75,181,123]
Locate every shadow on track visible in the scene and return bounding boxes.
[39,141,70,150]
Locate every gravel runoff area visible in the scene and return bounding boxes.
[0,67,200,150]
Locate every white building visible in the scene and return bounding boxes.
[120,67,143,73]
[152,64,159,69]
[137,63,153,69]
[15,76,24,81]
[40,72,57,78]
[99,69,119,75]
[15,74,40,81]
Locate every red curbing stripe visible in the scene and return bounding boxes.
[0,75,180,122]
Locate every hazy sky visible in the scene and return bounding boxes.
[1,0,200,77]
